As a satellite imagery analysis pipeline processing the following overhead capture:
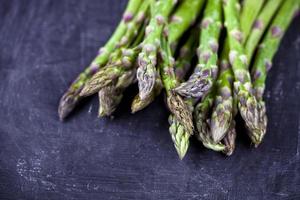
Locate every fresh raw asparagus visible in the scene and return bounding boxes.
[58,0,143,120]
[159,34,195,159]
[168,0,205,45]
[223,0,265,146]
[86,0,204,116]
[80,1,150,97]
[131,0,205,113]
[240,0,265,37]
[253,0,299,98]
[245,0,284,61]
[250,0,299,144]
[56,0,299,159]
[136,0,176,100]
[175,0,222,98]
[209,58,234,143]
[194,87,226,152]
[77,1,150,116]
[218,0,281,148]
[209,0,265,149]
[168,29,199,159]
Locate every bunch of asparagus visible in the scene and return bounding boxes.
[58,0,299,159]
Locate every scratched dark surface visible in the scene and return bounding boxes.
[0,0,299,200]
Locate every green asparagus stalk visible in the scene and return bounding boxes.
[210,58,234,143]
[82,0,204,116]
[240,0,265,38]
[58,0,143,120]
[245,0,284,61]
[168,0,205,45]
[96,26,147,117]
[76,1,149,117]
[131,0,205,113]
[216,0,279,149]
[209,0,265,149]
[194,87,226,152]
[250,0,299,145]
[136,0,176,100]
[174,0,222,98]
[168,29,199,159]
[160,37,194,135]
[159,34,195,159]
[80,1,149,97]
[223,0,265,146]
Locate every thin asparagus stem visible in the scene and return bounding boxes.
[250,0,299,145]
[168,0,205,44]
[210,58,234,143]
[80,1,150,97]
[240,0,265,38]
[137,0,176,100]
[223,0,265,146]
[194,87,226,152]
[76,1,150,117]
[245,0,284,61]
[175,0,222,98]
[160,37,194,135]
[58,0,143,120]
[209,0,265,151]
[159,33,195,159]
[131,0,205,113]
[167,29,199,159]
[217,0,280,151]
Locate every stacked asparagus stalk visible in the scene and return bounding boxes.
[58,0,299,159]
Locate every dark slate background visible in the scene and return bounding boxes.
[0,0,299,199]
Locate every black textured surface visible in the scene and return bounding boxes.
[0,1,300,199]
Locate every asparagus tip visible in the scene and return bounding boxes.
[58,92,78,121]
[173,68,213,98]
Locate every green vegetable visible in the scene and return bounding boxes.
[250,0,299,145]
[245,0,283,61]
[175,0,222,98]
[58,0,143,120]
[136,0,176,100]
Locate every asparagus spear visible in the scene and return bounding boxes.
[250,0,299,145]
[131,74,163,113]
[80,1,150,97]
[131,0,205,113]
[168,29,199,159]
[133,29,199,158]
[77,1,149,117]
[159,34,195,159]
[245,0,284,61]
[210,0,266,150]
[84,0,204,116]
[174,0,222,98]
[167,0,205,45]
[240,0,265,38]
[217,0,280,149]
[209,58,234,143]
[58,0,143,120]
[96,30,146,117]
[136,0,176,100]
[194,87,226,152]
[223,0,266,146]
